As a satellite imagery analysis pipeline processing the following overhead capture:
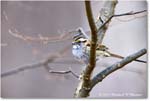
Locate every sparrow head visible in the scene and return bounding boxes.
[72,28,88,46]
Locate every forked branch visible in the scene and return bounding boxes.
[74,0,147,98]
[1,45,71,78]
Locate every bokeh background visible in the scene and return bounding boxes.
[1,0,147,98]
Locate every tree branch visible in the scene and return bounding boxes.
[1,45,70,78]
[74,0,147,98]
[85,1,98,77]
[90,48,147,89]
[74,1,98,98]
[74,0,118,98]
[97,10,147,37]
[96,0,118,44]
[49,69,79,79]
[114,10,147,17]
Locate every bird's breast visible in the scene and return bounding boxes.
[72,45,84,58]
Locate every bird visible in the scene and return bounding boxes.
[72,28,146,64]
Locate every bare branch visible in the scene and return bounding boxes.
[74,48,147,97]
[113,10,147,22]
[74,1,98,98]
[49,69,79,79]
[74,0,119,98]
[85,1,98,76]
[96,8,146,44]
[114,10,147,17]
[1,45,70,78]
[96,0,118,44]
[1,62,43,77]
[97,10,147,33]
[90,48,147,89]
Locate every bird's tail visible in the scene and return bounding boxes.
[107,51,147,63]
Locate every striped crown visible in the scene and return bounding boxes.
[73,29,86,40]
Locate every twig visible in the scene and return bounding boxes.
[97,10,147,31]
[49,69,79,79]
[90,48,147,89]
[1,45,70,78]
[97,9,147,44]
[1,62,43,77]
[113,10,147,22]
[114,10,147,17]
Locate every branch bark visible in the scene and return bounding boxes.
[90,48,147,89]
[74,1,98,97]
[96,0,118,44]
[74,0,118,97]
[74,0,118,98]
[75,48,146,97]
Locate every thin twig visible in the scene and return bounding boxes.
[1,62,43,77]
[49,70,79,79]
[97,9,147,44]
[97,10,147,33]
[114,10,147,17]
[1,45,70,78]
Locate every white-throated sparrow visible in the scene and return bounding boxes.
[72,28,146,64]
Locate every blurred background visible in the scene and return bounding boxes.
[1,0,147,98]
